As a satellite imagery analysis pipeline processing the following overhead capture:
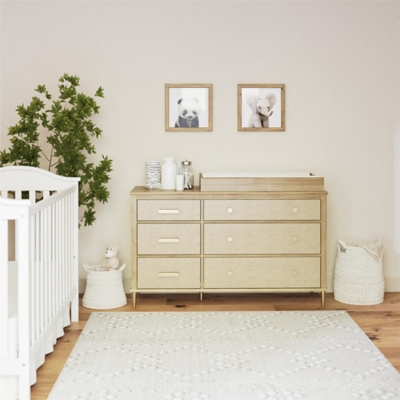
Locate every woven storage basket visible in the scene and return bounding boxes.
[334,239,384,305]
[83,263,127,309]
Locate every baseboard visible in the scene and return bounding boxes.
[79,278,400,296]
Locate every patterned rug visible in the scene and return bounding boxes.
[49,311,400,400]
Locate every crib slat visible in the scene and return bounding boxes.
[47,203,54,318]
[71,188,79,322]
[17,207,31,400]
[0,219,9,359]
[58,198,67,303]
[60,199,68,304]
[29,191,36,204]
[38,208,48,335]
[65,196,69,294]
[30,213,38,347]
[49,202,55,317]
[33,212,40,345]
[46,203,57,322]
[42,206,52,332]
[36,211,41,338]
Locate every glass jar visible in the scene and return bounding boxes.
[180,160,194,190]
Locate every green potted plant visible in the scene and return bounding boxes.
[0,74,112,226]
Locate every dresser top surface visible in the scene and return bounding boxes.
[130,186,328,196]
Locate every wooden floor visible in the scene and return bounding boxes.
[31,292,400,399]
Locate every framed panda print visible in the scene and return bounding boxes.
[165,84,213,131]
[238,84,285,131]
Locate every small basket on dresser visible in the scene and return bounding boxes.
[83,264,127,309]
[334,239,384,305]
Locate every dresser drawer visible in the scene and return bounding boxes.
[204,258,320,288]
[138,224,200,254]
[204,200,320,221]
[138,200,200,221]
[204,223,320,254]
[137,258,200,289]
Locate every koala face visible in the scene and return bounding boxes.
[177,98,200,121]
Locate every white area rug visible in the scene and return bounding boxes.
[49,311,400,400]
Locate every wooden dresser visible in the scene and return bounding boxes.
[130,186,327,308]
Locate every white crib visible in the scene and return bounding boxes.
[0,166,80,399]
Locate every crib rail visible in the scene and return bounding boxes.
[29,186,77,348]
[0,166,79,400]
[0,198,30,359]
[0,197,31,398]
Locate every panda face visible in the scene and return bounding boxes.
[182,108,197,120]
[177,98,200,121]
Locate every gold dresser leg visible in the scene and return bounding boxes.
[321,291,325,308]
[132,292,136,309]
[200,292,203,302]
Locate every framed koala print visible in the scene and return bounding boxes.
[238,84,285,131]
[165,84,213,131]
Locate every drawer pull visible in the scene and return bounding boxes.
[227,208,233,213]
[227,236,233,242]
[158,209,180,214]
[158,272,180,277]
[292,236,298,242]
[158,238,180,243]
[227,271,233,276]
[293,208,298,213]
[292,270,298,276]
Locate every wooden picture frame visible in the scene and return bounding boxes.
[238,84,285,131]
[165,84,213,132]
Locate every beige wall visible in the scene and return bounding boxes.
[1,1,399,292]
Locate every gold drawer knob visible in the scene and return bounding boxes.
[227,271,233,276]
[292,270,298,276]
[292,236,298,242]
[227,236,233,242]
[227,208,233,213]
[293,208,298,213]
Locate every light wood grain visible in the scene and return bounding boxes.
[204,223,321,254]
[137,223,201,255]
[138,258,200,289]
[138,199,200,221]
[131,186,327,307]
[165,84,213,132]
[31,293,400,399]
[199,173,324,192]
[237,84,286,132]
[204,199,321,220]
[204,257,320,288]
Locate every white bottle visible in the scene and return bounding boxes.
[161,158,177,190]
